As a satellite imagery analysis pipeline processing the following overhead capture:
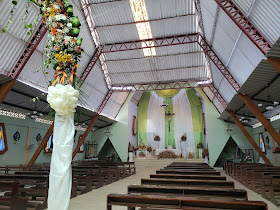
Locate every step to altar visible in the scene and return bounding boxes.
[134,158,205,169]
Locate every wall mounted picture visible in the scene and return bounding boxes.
[0,123,8,154]
[259,133,266,153]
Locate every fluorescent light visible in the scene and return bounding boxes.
[129,0,156,57]
[252,122,262,128]
[270,114,280,122]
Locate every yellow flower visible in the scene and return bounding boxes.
[54,52,63,62]
[50,12,56,18]
[62,54,72,63]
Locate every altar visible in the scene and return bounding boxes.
[156,148,180,156]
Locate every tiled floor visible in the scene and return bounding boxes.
[69,164,279,210]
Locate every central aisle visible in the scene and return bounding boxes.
[68,160,279,210]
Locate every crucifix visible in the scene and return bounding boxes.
[165,111,175,132]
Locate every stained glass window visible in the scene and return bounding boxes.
[259,133,266,153]
[0,123,8,154]
[45,134,53,153]
[79,143,84,152]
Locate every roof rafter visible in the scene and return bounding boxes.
[214,0,272,54]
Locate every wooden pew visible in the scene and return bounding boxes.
[163,166,215,170]
[150,174,226,180]
[0,174,48,209]
[107,193,267,210]
[269,175,280,206]
[128,185,248,200]
[14,171,78,198]
[0,181,28,210]
[156,169,221,176]
[141,178,235,188]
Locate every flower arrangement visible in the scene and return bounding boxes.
[197,142,203,149]
[181,135,186,141]
[154,135,160,141]
[39,0,83,86]
[138,145,147,150]
[128,145,134,152]
[147,146,152,152]
[203,149,209,157]
[138,151,146,158]
[2,0,84,87]
[157,151,177,159]
[188,152,194,158]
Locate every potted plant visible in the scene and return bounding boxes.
[138,151,146,158]
[154,135,160,141]
[128,144,134,162]
[203,148,209,164]
[157,150,177,159]
[147,146,152,157]
[188,152,194,159]
[197,142,203,158]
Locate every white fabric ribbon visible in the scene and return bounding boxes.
[47,84,79,210]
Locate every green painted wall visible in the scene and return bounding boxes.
[0,115,89,166]
[92,93,133,162]
[252,119,280,165]
[196,88,253,166]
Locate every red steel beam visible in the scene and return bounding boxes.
[110,80,211,92]
[79,47,102,86]
[197,35,240,91]
[97,89,114,114]
[215,0,272,54]
[208,83,228,108]
[101,33,199,53]
[9,22,48,79]
[80,33,240,93]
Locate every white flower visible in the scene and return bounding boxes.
[47,84,79,115]
[64,36,71,41]
[55,14,67,21]
[67,23,72,28]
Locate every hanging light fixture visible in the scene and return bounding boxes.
[104,126,111,136]
[224,124,234,136]
[239,107,250,124]
[258,87,279,111]
[27,102,43,119]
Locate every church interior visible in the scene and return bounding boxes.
[0,0,280,209]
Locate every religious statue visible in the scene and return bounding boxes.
[165,111,175,132]
[139,138,144,146]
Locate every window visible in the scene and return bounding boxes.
[259,133,266,153]
[0,123,8,154]
[45,134,53,153]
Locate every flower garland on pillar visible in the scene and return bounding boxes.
[1,1,86,209]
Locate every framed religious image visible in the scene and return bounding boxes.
[78,135,85,153]
[132,116,137,135]
[259,133,266,154]
[0,123,8,154]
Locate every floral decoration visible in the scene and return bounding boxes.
[1,0,84,87]
[47,84,79,115]
[181,135,186,141]
[157,150,177,159]
[154,135,160,141]
[138,151,146,158]
[203,148,209,157]
[128,144,134,152]
[188,152,194,158]
[138,145,147,150]
[147,146,152,152]
[197,142,203,149]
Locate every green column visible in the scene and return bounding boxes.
[138,92,151,145]
[186,89,204,157]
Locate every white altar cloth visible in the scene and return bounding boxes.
[156,149,180,156]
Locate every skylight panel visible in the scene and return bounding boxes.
[129,0,156,57]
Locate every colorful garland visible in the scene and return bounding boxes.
[1,0,84,87]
